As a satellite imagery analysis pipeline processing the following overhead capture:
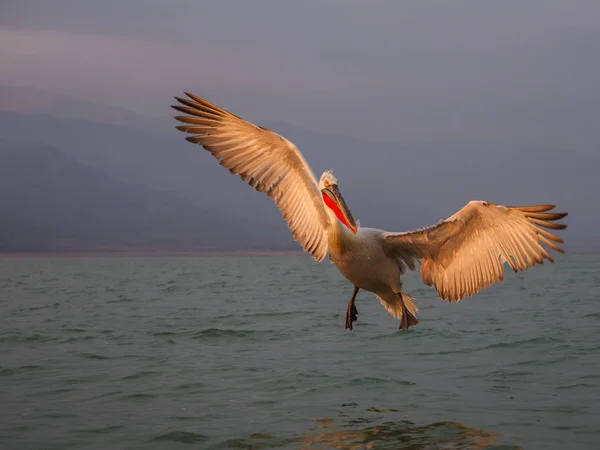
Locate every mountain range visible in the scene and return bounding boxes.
[0,86,595,252]
[0,138,281,252]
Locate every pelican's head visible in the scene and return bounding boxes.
[319,171,358,234]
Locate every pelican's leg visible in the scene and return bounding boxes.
[396,292,419,330]
[345,286,360,330]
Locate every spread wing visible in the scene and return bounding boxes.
[171,92,330,261]
[383,201,568,301]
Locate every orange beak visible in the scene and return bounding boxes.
[322,184,358,234]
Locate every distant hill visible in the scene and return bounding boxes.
[0,109,300,246]
[0,86,167,134]
[0,87,595,252]
[0,139,287,252]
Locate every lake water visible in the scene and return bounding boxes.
[1,253,599,449]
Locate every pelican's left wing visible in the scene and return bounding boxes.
[171,93,331,261]
[382,201,568,302]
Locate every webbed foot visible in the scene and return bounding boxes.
[399,311,419,330]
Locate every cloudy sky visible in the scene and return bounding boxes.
[1,0,599,152]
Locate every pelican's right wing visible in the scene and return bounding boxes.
[171,92,330,261]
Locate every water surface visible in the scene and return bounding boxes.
[1,254,599,449]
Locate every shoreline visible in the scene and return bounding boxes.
[0,247,598,257]
[0,250,307,257]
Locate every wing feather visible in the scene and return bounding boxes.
[383,201,567,302]
[171,93,330,261]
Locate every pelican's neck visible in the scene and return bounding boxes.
[326,209,358,255]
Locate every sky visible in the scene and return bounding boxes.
[1,0,600,152]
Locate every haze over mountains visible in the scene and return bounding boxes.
[0,86,168,134]
[0,137,281,252]
[0,86,594,252]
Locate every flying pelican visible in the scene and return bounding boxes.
[171,92,568,331]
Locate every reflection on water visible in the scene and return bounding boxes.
[221,412,523,449]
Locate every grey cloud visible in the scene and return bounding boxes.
[1,0,599,152]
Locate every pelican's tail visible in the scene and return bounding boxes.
[376,291,419,322]
[401,292,418,318]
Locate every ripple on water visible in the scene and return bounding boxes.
[79,425,123,435]
[152,331,177,336]
[243,310,306,318]
[60,335,96,343]
[556,383,594,390]
[119,392,158,400]
[175,381,206,391]
[191,328,255,339]
[151,431,208,444]
[107,297,135,304]
[1,365,45,375]
[0,333,58,343]
[168,415,200,422]
[119,370,161,381]
[484,336,565,350]
[78,352,111,360]
[583,312,600,319]
[38,412,77,419]
[93,390,123,399]
[348,376,416,386]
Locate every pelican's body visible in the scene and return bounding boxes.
[171,92,568,330]
[330,226,393,293]
[328,223,416,327]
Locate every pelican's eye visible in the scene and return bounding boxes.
[324,179,331,187]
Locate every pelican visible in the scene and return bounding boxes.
[171,92,568,330]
